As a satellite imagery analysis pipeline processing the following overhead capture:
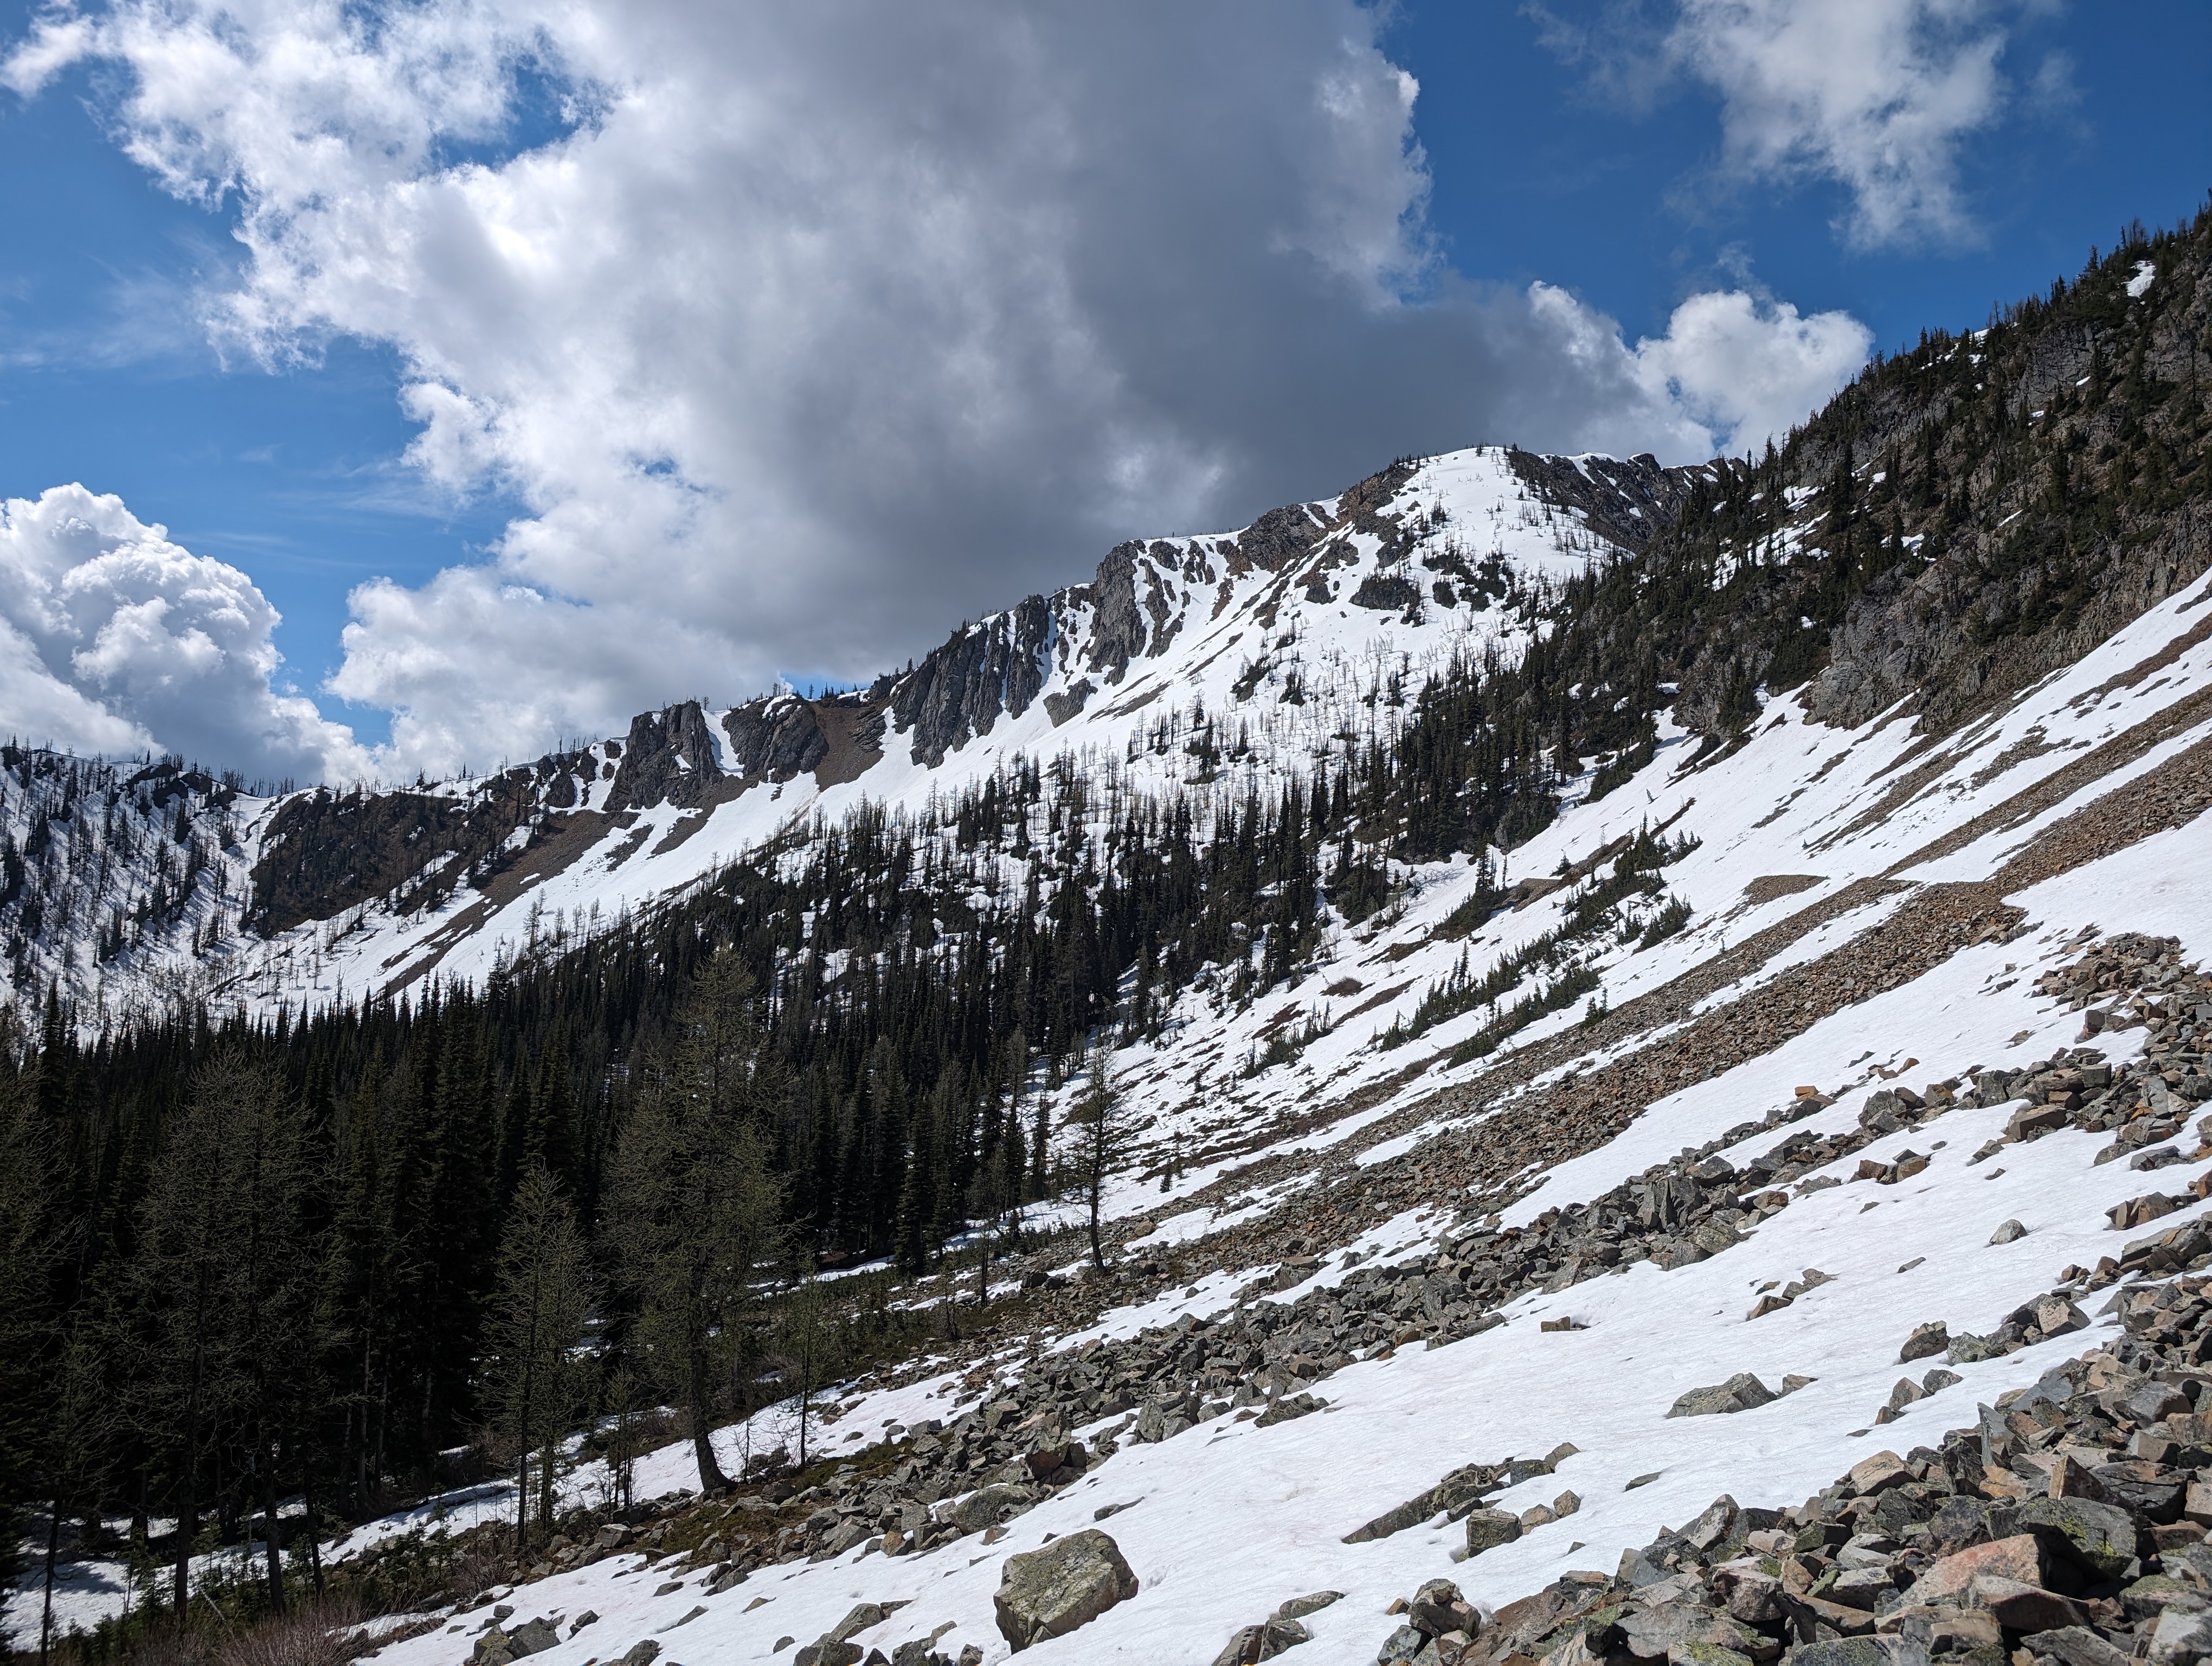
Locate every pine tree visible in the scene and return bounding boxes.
[130,1048,287,1613]
[227,1061,312,1612]
[772,1268,838,1471]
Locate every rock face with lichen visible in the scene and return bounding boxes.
[993,1529,1140,1651]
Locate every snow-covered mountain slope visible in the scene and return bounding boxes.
[15,525,2212,1666]
[0,444,1698,1027]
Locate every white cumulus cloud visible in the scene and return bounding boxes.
[5,1,1873,780]
[0,484,370,782]
[1664,0,2015,248]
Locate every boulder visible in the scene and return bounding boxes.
[2018,1494,2143,1578]
[944,1482,1039,1534]
[1874,1606,2001,1652]
[1377,1625,1427,1666]
[1904,1534,2053,1606]
[1617,1603,1756,1662]
[1899,1322,1949,1363]
[1846,1450,1910,1496]
[1211,1617,1310,1665]
[1779,1639,1894,1666]
[1712,1559,1786,1623]
[2151,1609,2212,1666]
[1667,1373,1778,1418]
[1463,1509,1523,1555]
[1971,1574,2092,1633]
[1408,1579,1480,1639]
[994,1528,1139,1651]
[2036,1626,2137,1666]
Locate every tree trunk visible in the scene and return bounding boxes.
[40,1493,61,1666]
[262,1430,284,1614]
[514,1445,530,1554]
[302,1473,324,1597]
[1086,1153,1105,1270]
[689,1342,729,1495]
[175,1338,204,1614]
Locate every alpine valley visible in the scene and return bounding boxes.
[7,220,2212,1666]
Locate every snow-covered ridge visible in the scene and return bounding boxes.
[0,444,1697,1026]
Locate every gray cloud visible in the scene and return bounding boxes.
[7,0,1870,779]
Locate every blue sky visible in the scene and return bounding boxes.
[0,1,2204,780]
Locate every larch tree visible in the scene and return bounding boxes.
[481,1162,589,1550]
[606,951,784,1495]
[1070,1047,1135,1271]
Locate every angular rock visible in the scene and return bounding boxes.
[1712,1559,1786,1624]
[944,1482,1038,1534]
[2035,1626,2137,1666]
[1463,1509,1523,1556]
[1759,1636,1892,1666]
[1899,1322,1949,1363]
[2018,1494,2143,1578]
[1409,1580,1480,1639]
[507,1620,558,1657]
[1905,1534,2052,1606]
[1970,1574,2090,1633]
[1846,1450,1911,1496]
[2151,1608,2212,1666]
[1377,1624,1427,1666]
[994,1529,1139,1652]
[1667,1373,1778,1418]
[1212,1617,1310,1665]
[1616,1603,1755,1662]
[1875,1606,2001,1652]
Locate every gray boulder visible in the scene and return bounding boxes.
[1899,1321,1949,1363]
[1463,1509,1523,1555]
[945,1481,1039,1534]
[1667,1373,1778,1418]
[994,1528,1140,1651]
